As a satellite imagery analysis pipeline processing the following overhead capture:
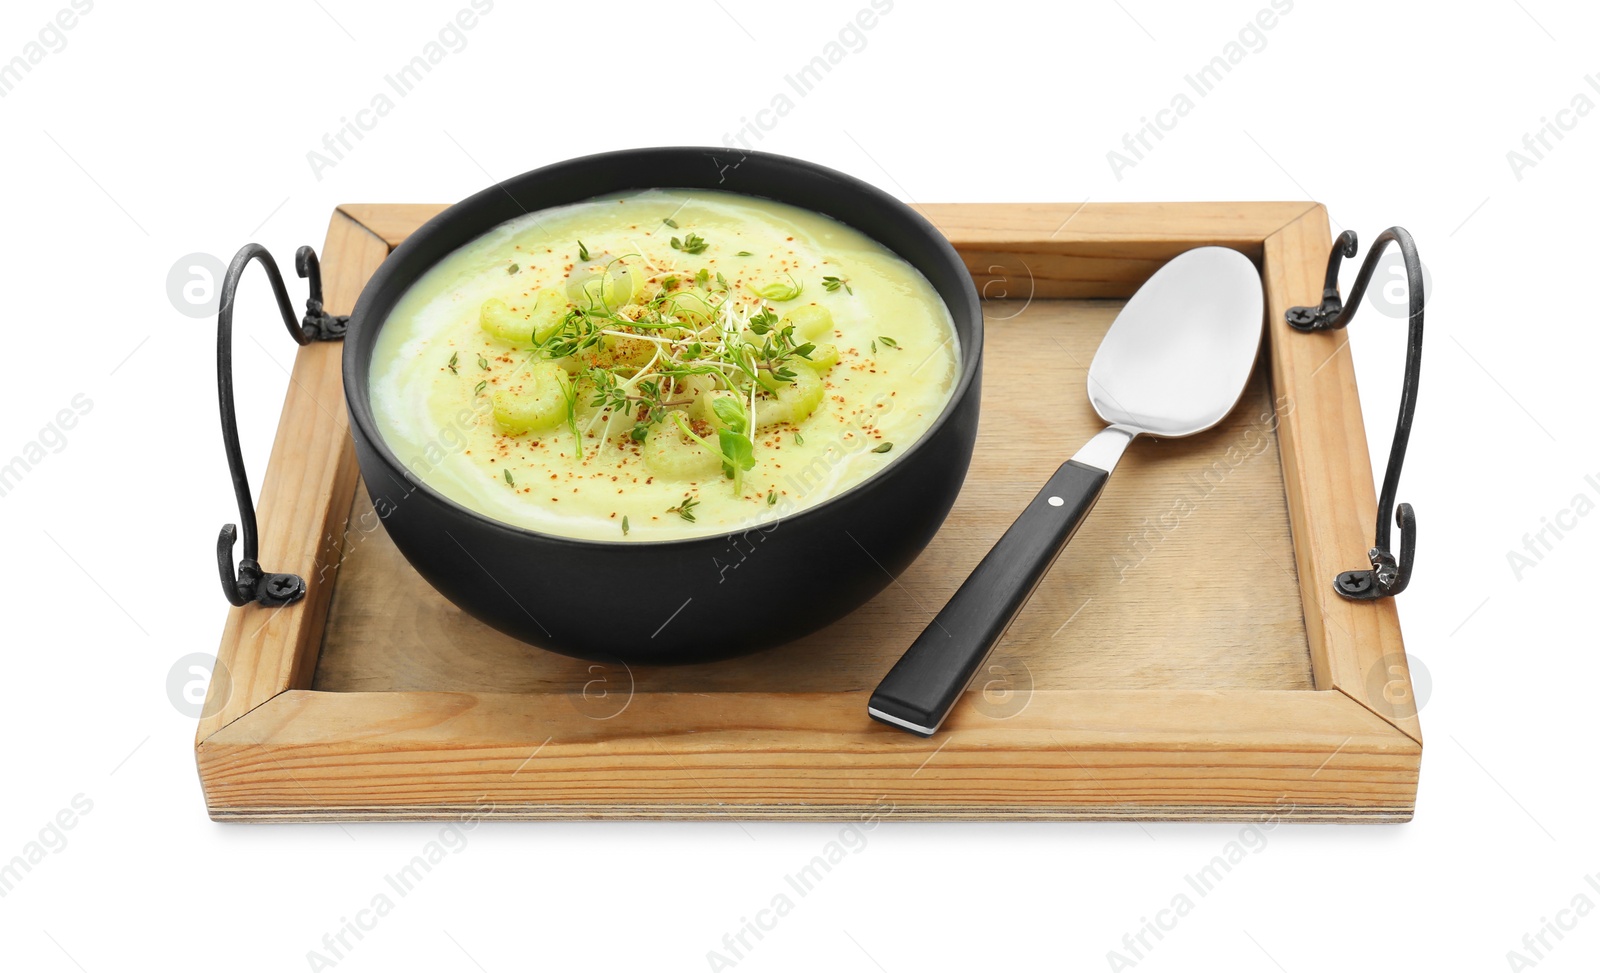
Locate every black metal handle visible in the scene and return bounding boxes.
[869,459,1110,735]
[216,244,349,607]
[1286,227,1424,600]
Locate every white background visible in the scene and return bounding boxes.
[1,0,1595,970]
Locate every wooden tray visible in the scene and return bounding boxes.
[195,202,1421,822]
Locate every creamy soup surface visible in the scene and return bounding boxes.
[370,188,959,540]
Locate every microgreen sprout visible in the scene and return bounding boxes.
[671,233,708,255]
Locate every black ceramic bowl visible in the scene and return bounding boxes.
[343,147,983,663]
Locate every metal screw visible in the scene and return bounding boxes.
[1337,572,1372,595]
[1286,307,1318,328]
[263,575,303,601]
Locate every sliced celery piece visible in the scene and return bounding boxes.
[491,362,571,435]
[781,304,834,340]
[642,415,722,479]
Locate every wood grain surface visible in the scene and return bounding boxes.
[1263,208,1420,744]
[199,687,1416,821]
[197,210,384,741]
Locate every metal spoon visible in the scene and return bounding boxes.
[869,246,1265,736]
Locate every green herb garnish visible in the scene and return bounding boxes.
[794,432,805,446]
[709,396,756,493]
[667,495,700,522]
[662,217,678,229]
[767,490,777,506]
[447,351,459,374]
[504,468,514,486]
[560,373,581,459]
[872,442,894,453]
[577,240,591,261]
[736,251,753,257]
[474,380,487,396]
[822,275,852,295]
[671,233,708,255]
[878,336,899,349]
[507,263,519,275]
[622,515,630,535]
[477,354,489,370]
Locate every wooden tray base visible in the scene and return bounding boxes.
[196,203,1420,823]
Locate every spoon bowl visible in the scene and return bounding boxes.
[1089,246,1265,436]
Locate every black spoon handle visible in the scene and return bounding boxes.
[868,459,1111,736]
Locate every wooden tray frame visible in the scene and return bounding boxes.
[195,202,1421,822]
